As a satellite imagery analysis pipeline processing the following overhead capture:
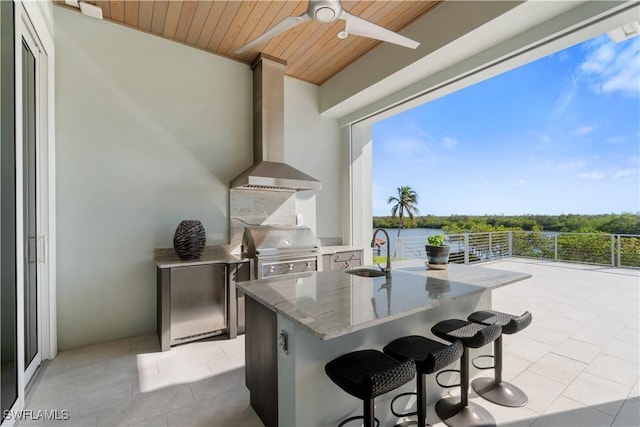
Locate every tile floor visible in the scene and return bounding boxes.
[20,259,639,427]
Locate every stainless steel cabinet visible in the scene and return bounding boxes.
[157,264,227,351]
[322,250,363,271]
[170,264,226,342]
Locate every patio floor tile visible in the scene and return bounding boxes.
[601,339,640,364]
[551,338,602,364]
[531,396,614,427]
[584,353,639,387]
[563,372,631,416]
[611,397,639,427]
[509,370,566,414]
[527,353,586,385]
[503,335,554,363]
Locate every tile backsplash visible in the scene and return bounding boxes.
[229,188,296,253]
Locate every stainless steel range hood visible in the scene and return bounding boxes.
[230,55,321,192]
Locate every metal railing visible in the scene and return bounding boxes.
[393,231,640,268]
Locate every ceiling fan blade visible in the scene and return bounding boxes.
[342,12,420,49]
[235,15,311,54]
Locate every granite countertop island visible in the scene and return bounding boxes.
[238,259,532,427]
[237,259,531,340]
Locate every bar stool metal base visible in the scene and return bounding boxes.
[471,377,528,407]
[435,397,496,427]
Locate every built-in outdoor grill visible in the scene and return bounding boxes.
[242,225,319,279]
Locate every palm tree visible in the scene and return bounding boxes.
[387,186,420,257]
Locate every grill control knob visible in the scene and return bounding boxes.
[288,263,295,271]
[305,262,312,268]
[269,266,276,273]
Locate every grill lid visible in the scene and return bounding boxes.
[242,225,319,257]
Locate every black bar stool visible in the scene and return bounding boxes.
[431,319,502,427]
[383,336,464,427]
[467,310,532,407]
[325,349,416,427]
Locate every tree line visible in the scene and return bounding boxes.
[372,213,640,235]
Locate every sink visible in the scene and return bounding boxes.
[345,268,387,278]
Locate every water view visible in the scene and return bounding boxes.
[372,228,442,258]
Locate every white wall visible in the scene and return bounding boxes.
[54,7,342,349]
[54,8,254,349]
[285,78,342,239]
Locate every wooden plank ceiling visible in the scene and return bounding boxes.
[54,1,440,85]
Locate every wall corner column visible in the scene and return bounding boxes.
[348,123,373,265]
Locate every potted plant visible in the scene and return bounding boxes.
[425,234,450,270]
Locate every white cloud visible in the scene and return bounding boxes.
[613,169,633,179]
[511,179,527,186]
[579,36,640,97]
[550,76,578,118]
[573,125,594,136]
[580,171,606,180]
[442,137,458,149]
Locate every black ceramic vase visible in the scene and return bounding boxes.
[173,220,206,261]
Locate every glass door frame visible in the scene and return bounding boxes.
[12,0,56,417]
[20,22,41,387]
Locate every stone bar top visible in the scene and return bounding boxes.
[237,260,531,340]
[154,246,249,269]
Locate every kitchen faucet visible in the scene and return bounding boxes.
[371,228,392,278]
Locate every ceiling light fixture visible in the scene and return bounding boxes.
[79,2,103,20]
[607,20,639,42]
[64,0,103,20]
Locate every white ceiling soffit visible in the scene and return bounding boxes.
[320,0,638,125]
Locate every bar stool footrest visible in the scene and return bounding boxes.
[471,354,495,370]
[390,392,418,418]
[435,369,461,389]
[471,377,528,407]
[338,415,381,427]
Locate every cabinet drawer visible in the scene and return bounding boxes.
[332,251,362,263]
[330,250,363,270]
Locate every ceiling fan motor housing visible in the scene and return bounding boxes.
[310,0,343,23]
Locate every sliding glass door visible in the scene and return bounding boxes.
[22,32,40,383]
[1,0,18,420]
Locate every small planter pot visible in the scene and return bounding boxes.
[425,245,450,270]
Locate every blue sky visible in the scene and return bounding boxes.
[372,34,640,216]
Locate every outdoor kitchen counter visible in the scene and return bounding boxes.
[154,246,249,268]
[237,259,531,340]
[317,245,364,255]
[238,259,532,427]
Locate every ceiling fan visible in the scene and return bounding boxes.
[235,0,420,54]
